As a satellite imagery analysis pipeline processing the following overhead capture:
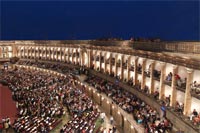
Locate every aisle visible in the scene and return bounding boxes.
[0,84,17,124]
[50,107,70,133]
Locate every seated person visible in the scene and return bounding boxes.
[190,109,198,120]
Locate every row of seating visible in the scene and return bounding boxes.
[15,60,101,132]
[85,75,173,133]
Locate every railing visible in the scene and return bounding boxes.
[0,58,10,62]
[1,40,200,70]
[131,41,200,54]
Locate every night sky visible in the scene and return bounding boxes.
[1,1,199,41]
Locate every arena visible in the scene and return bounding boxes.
[0,40,200,133]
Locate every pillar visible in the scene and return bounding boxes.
[45,48,47,60]
[64,49,67,62]
[23,47,25,58]
[67,48,70,62]
[109,53,112,75]
[72,49,74,63]
[170,65,178,107]
[34,47,36,59]
[99,52,102,71]
[114,54,118,77]
[104,52,107,73]
[12,44,17,57]
[80,49,83,66]
[159,62,166,100]
[74,49,77,64]
[149,61,155,94]
[75,49,78,64]
[94,50,97,70]
[26,47,29,59]
[60,48,62,61]
[39,47,41,59]
[52,48,54,60]
[48,48,51,60]
[62,48,65,62]
[121,55,124,80]
[127,56,131,81]
[56,48,58,61]
[87,50,91,68]
[82,50,86,66]
[134,57,138,85]
[183,68,193,116]
[141,58,147,90]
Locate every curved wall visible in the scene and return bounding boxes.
[1,40,200,132]
[6,44,200,113]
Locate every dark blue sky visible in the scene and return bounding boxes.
[1,1,199,41]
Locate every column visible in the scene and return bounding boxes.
[34,47,36,59]
[46,48,49,60]
[17,47,21,58]
[27,47,29,59]
[75,49,78,64]
[109,53,112,75]
[56,48,58,61]
[127,56,131,81]
[141,58,147,90]
[104,52,107,73]
[39,47,41,59]
[134,57,138,85]
[23,47,25,58]
[99,52,102,71]
[52,48,55,60]
[30,48,32,58]
[40,48,43,59]
[170,65,178,107]
[114,54,118,77]
[47,48,49,60]
[52,48,54,60]
[42,48,44,60]
[94,50,97,70]
[67,48,70,62]
[79,49,83,66]
[121,55,124,80]
[74,49,77,64]
[159,63,166,100]
[64,49,66,62]
[72,49,75,63]
[183,68,193,116]
[149,61,155,94]
[62,48,64,62]
[60,48,62,61]
[42,48,45,60]
[87,49,91,68]
[35,47,38,59]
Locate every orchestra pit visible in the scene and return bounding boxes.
[0,40,200,133]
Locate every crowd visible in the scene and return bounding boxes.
[1,61,101,133]
[16,60,200,130]
[85,75,173,133]
[1,68,65,132]
[165,72,187,89]
[17,60,78,75]
[60,82,100,133]
[191,81,200,94]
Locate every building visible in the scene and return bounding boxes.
[0,40,200,132]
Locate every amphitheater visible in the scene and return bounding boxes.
[0,40,200,133]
